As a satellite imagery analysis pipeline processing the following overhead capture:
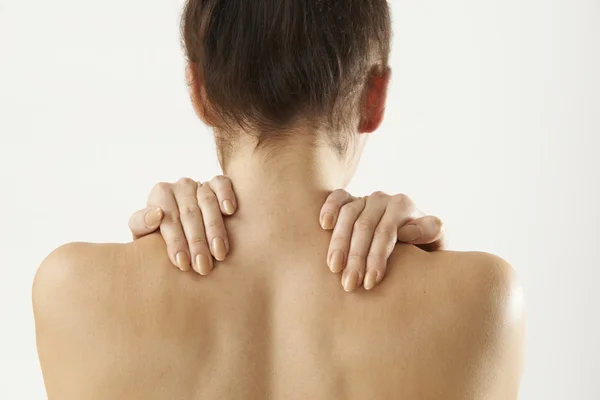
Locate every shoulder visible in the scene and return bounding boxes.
[32,242,136,392]
[386,247,525,398]
[444,251,522,306]
[390,246,523,315]
[33,241,128,293]
[35,241,128,279]
[446,251,524,332]
[428,250,526,398]
[32,241,133,326]
[33,235,176,327]
[423,249,525,339]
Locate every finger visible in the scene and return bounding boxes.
[342,192,389,292]
[397,216,443,245]
[148,182,192,272]
[197,182,229,264]
[208,175,237,215]
[398,216,448,252]
[327,197,365,275]
[171,178,212,275]
[363,193,416,290]
[319,189,356,230]
[128,207,164,239]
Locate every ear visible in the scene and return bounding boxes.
[358,67,391,134]
[186,63,217,127]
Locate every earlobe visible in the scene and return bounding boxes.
[358,67,391,134]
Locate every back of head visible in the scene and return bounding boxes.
[182,0,392,147]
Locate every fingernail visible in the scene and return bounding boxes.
[212,237,227,261]
[342,269,359,292]
[196,254,213,276]
[402,224,422,242]
[176,252,190,272]
[144,208,163,226]
[321,213,335,230]
[222,200,235,215]
[364,271,379,290]
[329,251,344,273]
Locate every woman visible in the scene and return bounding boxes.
[33,0,524,399]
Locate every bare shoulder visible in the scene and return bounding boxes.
[32,236,181,398]
[33,235,174,319]
[389,246,524,314]
[32,241,134,396]
[437,250,523,311]
[32,241,135,356]
[381,247,524,399]
[33,241,132,316]
[417,249,526,399]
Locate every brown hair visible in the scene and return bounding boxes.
[182,0,391,142]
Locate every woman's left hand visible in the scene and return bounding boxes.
[319,190,446,291]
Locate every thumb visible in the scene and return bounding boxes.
[129,207,163,239]
[397,216,446,249]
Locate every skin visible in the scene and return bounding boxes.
[33,62,525,399]
[34,235,523,399]
[128,178,447,290]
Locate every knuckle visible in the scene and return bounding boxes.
[374,225,397,240]
[347,252,367,263]
[188,236,208,246]
[390,193,412,207]
[170,235,186,246]
[152,181,172,193]
[342,200,363,215]
[354,218,376,232]
[198,191,218,205]
[162,212,181,224]
[176,177,196,187]
[330,235,351,246]
[180,205,201,219]
[211,175,230,184]
[367,252,386,265]
[332,188,349,198]
[370,191,388,199]
[203,218,222,230]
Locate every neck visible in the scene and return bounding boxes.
[219,131,350,225]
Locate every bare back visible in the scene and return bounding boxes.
[34,218,524,400]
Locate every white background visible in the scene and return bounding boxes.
[0,0,598,398]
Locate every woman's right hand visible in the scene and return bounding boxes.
[128,176,237,275]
